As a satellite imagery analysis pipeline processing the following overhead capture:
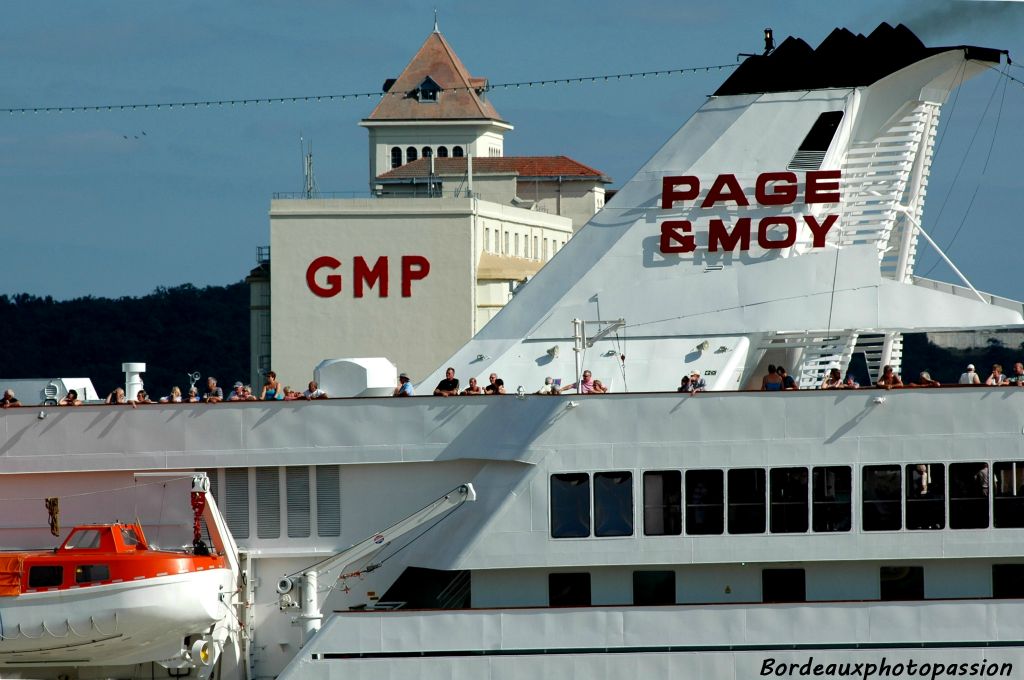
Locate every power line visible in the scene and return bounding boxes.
[1,63,737,115]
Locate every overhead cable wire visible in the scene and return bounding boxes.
[0,63,737,115]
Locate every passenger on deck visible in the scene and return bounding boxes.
[283,386,301,401]
[688,372,706,393]
[135,390,153,404]
[562,370,597,394]
[876,365,903,389]
[1008,363,1024,387]
[913,371,940,387]
[1,389,20,408]
[677,376,691,393]
[242,385,257,400]
[463,377,485,395]
[186,386,200,402]
[260,371,283,400]
[761,365,783,391]
[536,377,557,395]
[433,367,460,397]
[592,380,609,393]
[985,364,1008,386]
[822,368,843,389]
[843,373,860,389]
[959,364,981,385]
[228,382,247,401]
[778,367,798,390]
[105,387,126,404]
[159,386,183,403]
[484,373,506,395]
[58,389,82,406]
[394,373,414,397]
[303,381,328,400]
[203,377,224,403]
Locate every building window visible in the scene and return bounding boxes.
[416,77,441,102]
[437,146,449,158]
[533,236,539,260]
[770,467,808,533]
[422,146,433,159]
[994,461,1024,528]
[484,228,490,252]
[504,231,509,255]
[549,572,591,606]
[863,465,901,531]
[390,147,402,169]
[880,566,924,601]
[686,469,723,535]
[812,466,851,532]
[728,468,765,534]
[594,471,633,537]
[762,569,805,603]
[905,464,944,530]
[950,463,989,529]
[544,238,549,260]
[406,146,418,163]
[643,471,681,536]
[515,234,520,257]
[993,564,1024,598]
[453,146,464,158]
[633,571,675,605]
[551,473,590,538]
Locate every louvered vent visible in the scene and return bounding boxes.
[287,466,311,538]
[316,465,341,537]
[256,468,280,539]
[787,111,843,170]
[224,468,250,539]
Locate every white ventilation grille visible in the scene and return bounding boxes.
[316,466,341,537]
[287,466,311,538]
[256,467,280,539]
[224,468,250,539]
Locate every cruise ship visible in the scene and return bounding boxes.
[2,23,1023,680]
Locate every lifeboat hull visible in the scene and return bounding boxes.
[0,567,234,666]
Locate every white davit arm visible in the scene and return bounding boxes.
[191,474,241,581]
[280,482,476,644]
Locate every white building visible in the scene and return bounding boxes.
[258,27,611,386]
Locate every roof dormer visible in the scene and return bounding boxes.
[414,76,442,103]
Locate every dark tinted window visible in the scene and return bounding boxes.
[406,146,418,163]
[993,564,1024,598]
[813,466,851,532]
[880,566,924,601]
[643,471,681,536]
[686,470,724,535]
[863,466,901,531]
[762,569,805,603]
[390,147,402,169]
[551,474,590,538]
[422,146,433,159]
[437,146,449,158]
[993,462,1024,528]
[728,468,765,534]
[452,146,465,158]
[950,463,989,529]
[75,564,110,584]
[28,565,62,588]
[770,468,808,533]
[594,471,633,537]
[905,464,945,530]
[633,571,676,606]
[549,572,591,606]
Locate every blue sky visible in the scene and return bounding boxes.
[1,1,1022,300]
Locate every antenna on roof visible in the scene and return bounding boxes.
[433,8,439,33]
[300,134,318,199]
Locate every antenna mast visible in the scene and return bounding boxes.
[300,135,318,199]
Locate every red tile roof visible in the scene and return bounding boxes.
[378,156,611,182]
[364,32,504,122]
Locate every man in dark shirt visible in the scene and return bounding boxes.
[203,377,224,403]
[433,367,460,396]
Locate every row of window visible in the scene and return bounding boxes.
[483,226,565,260]
[550,461,1024,538]
[390,145,465,168]
[205,466,341,541]
[549,564,1024,607]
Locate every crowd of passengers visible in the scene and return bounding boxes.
[4,361,1024,408]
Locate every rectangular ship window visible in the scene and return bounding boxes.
[594,471,633,537]
[950,463,990,529]
[993,564,1024,598]
[812,466,851,532]
[551,473,590,538]
[28,566,62,588]
[770,467,808,533]
[633,570,676,605]
[994,461,1024,528]
[728,468,766,534]
[762,568,805,603]
[880,566,924,601]
[863,465,901,531]
[686,470,723,535]
[905,464,945,530]
[75,564,110,584]
[643,471,682,536]
[549,572,591,606]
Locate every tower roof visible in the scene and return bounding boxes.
[364,31,505,123]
